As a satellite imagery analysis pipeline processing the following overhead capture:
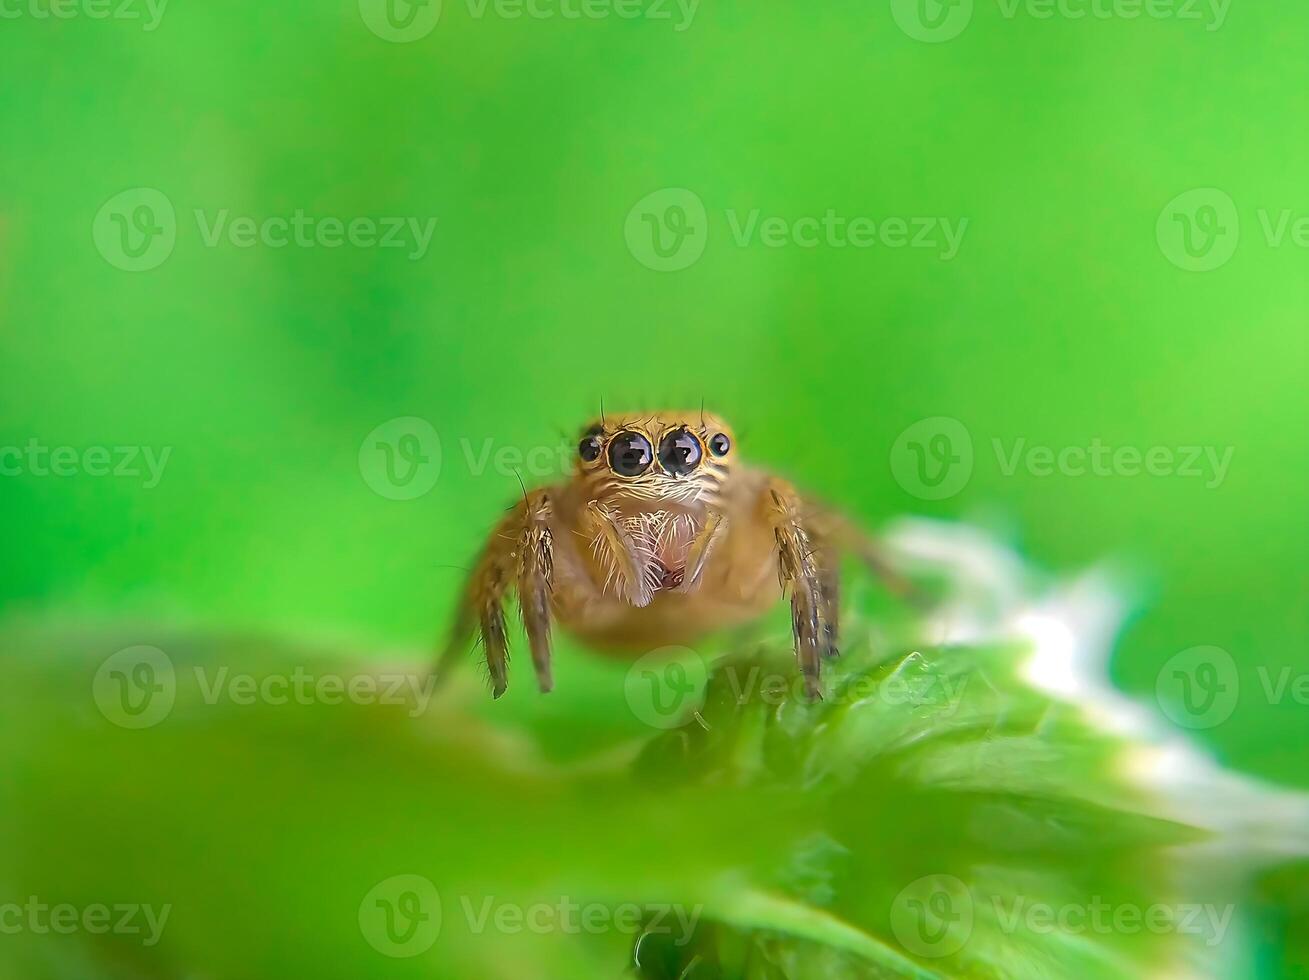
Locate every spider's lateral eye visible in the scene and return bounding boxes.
[658,428,702,477]
[578,435,602,462]
[607,431,654,477]
[709,433,731,457]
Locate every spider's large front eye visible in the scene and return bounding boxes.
[607,431,654,477]
[658,428,702,476]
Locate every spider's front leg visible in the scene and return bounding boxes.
[764,479,839,700]
[443,489,555,697]
[804,503,916,604]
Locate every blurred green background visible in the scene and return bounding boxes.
[3,0,1304,780]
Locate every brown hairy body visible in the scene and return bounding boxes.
[442,410,896,700]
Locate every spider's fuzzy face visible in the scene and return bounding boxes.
[573,410,736,506]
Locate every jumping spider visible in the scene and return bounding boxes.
[443,409,903,700]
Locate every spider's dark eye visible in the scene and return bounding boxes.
[607,431,654,477]
[658,428,702,476]
[709,433,731,457]
[578,435,602,462]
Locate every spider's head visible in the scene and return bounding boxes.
[573,409,735,504]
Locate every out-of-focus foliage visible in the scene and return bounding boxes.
[3,535,1305,976]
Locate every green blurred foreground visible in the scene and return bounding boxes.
[3,537,1307,977]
